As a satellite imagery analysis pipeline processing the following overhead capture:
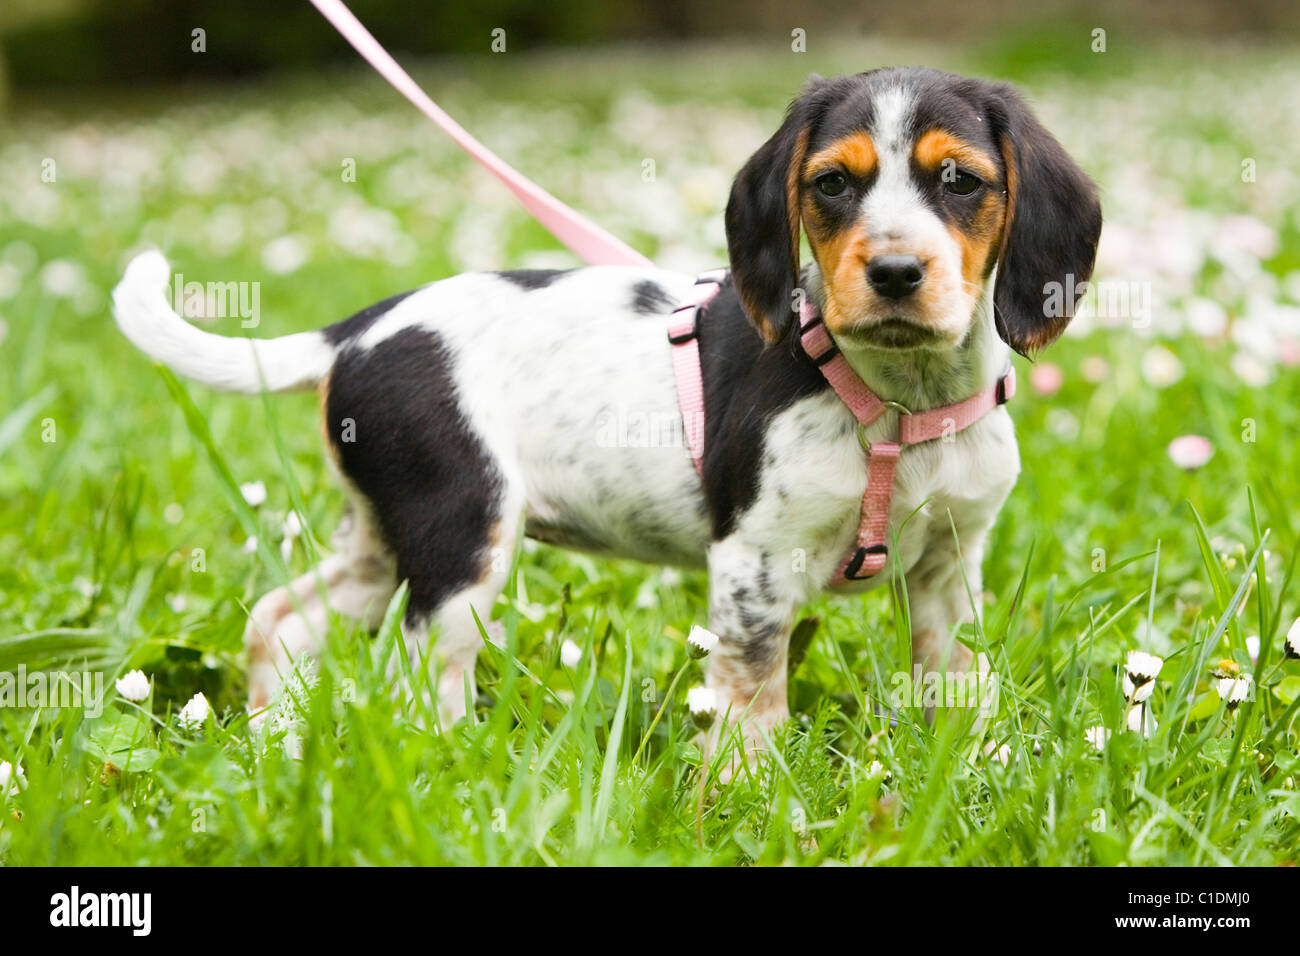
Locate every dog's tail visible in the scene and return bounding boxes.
[111,250,337,395]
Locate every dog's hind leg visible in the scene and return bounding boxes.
[394,486,523,729]
[322,325,522,729]
[244,504,395,713]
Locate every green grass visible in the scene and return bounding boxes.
[1,39,1299,865]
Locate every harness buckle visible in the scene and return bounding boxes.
[811,343,840,367]
[858,402,910,453]
[667,305,698,345]
[844,544,889,580]
[800,316,842,367]
[995,365,1015,405]
[668,274,725,346]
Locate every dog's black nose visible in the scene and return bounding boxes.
[866,255,925,300]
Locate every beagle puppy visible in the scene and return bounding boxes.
[112,67,1101,755]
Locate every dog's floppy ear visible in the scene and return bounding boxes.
[986,83,1102,356]
[725,78,831,344]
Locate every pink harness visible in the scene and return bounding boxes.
[668,275,1016,588]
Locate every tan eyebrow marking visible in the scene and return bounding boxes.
[913,129,999,182]
[804,131,877,180]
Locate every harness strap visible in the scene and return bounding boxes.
[669,278,1014,589]
[797,312,888,427]
[667,271,726,475]
[899,365,1016,444]
[797,301,1015,585]
[843,441,901,580]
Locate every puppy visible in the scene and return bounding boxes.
[112,67,1100,754]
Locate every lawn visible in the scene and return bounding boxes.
[1,35,1298,865]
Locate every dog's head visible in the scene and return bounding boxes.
[725,67,1102,356]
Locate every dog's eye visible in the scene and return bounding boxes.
[944,169,982,196]
[816,172,848,197]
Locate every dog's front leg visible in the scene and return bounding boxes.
[703,540,800,766]
[905,528,988,682]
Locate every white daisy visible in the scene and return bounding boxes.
[1126,650,1164,686]
[240,480,267,507]
[1216,676,1252,707]
[1123,673,1155,703]
[686,625,719,660]
[1141,346,1184,388]
[1085,725,1111,752]
[1124,651,1163,703]
[982,740,1012,767]
[1126,704,1158,737]
[1285,617,1300,660]
[1230,352,1272,388]
[686,685,717,716]
[633,583,657,609]
[114,669,150,702]
[686,686,717,729]
[39,259,87,298]
[178,692,211,730]
[0,760,25,796]
[559,639,582,668]
[261,234,310,275]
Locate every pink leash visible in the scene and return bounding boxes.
[308,0,652,269]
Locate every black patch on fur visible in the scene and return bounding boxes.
[755,552,775,603]
[981,82,1102,355]
[630,279,676,316]
[736,612,784,669]
[325,327,503,623]
[322,290,419,347]
[496,269,572,290]
[726,74,884,340]
[695,275,829,539]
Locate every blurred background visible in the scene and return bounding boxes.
[4,0,1300,90]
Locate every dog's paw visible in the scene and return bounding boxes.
[702,703,789,786]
